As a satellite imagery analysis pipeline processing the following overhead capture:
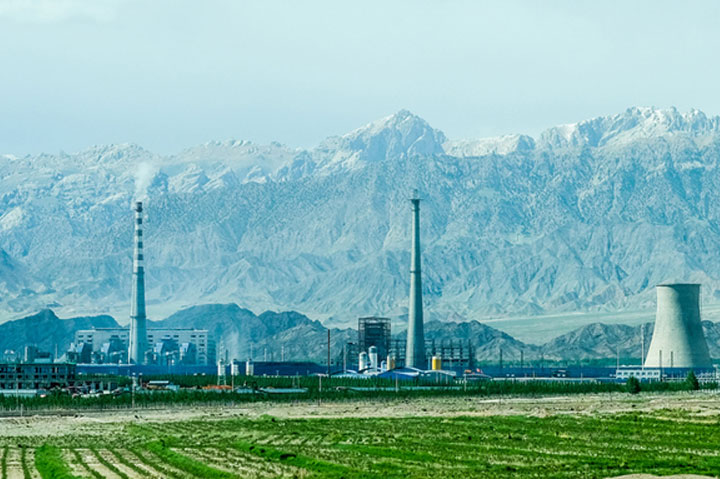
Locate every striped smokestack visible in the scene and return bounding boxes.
[128,201,148,365]
[405,189,426,369]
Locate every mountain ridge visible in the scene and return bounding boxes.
[3,106,720,339]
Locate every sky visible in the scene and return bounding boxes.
[1,0,719,155]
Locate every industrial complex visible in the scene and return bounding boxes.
[68,327,215,365]
[64,201,215,369]
[1,191,719,398]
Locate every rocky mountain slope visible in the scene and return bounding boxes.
[3,107,720,336]
[0,309,118,356]
[541,320,720,361]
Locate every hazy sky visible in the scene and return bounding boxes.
[1,0,719,155]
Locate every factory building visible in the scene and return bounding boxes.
[345,337,475,371]
[71,328,215,365]
[391,338,475,370]
[358,317,391,360]
[23,346,54,364]
[643,284,713,369]
[0,363,76,391]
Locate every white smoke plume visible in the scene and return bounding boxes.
[133,162,158,202]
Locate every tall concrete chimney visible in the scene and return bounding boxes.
[644,284,712,369]
[128,201,148,365]
[405,189,426,369]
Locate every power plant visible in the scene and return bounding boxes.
[128,201,148,365]
[24,188,719,385]
[643,284,712,369]
[67,200,213,369]
[405,189,426,369]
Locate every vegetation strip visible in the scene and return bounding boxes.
[126,447,180,478]
[71,449,102,479]
[106,449,149,477]
[144,441,235,479]
[20,447,32,479]
[1,446,8,479]
[2,372,715,415]
[232,440,368,478]
[34,444,77,479]
[89,448,129,479]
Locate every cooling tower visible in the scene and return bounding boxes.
[405,190,426,369]
[128,201,148,365]
[644,284,712,369]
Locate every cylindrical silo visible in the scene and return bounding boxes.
[368,346,378,371]
[358,352,369,371]
[644,284,712,369]
[431,355,442,371]
[387,354,396,370]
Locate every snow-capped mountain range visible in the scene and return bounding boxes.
[3,106,720,336]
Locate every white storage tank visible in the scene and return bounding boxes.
[359,351,369,371]
[368,346,378,371]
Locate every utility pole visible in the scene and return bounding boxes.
[641,327,645,370]
[327,329,331,376]
[131,373,136,409]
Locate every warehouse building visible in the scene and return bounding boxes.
[0,363,76,391]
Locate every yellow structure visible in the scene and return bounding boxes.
[431,355,442,370]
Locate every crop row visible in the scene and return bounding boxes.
[3,408,720,478]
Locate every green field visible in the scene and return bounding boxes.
[2,394,720,478]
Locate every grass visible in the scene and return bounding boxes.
[1,445,7,478]
[106,448,149,477]
[34,444,78,479]
[89,448,129,479]
[233,440,361,478]
[124,408,720,478]
[70,449,103,479]
[20,446,31,479]
[145,441,235,478]
[4,394,720,478]
[127,445,184,478]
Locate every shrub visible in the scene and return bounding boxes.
[626,376,641,394]
[686,370,700,391]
